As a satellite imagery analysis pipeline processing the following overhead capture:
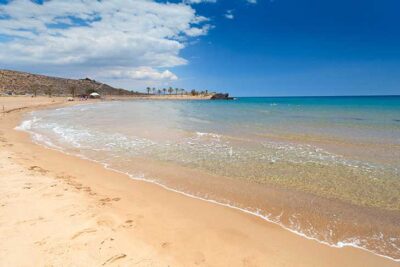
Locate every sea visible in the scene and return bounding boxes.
[17,96,400,261]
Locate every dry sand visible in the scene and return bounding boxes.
[0,96,398,266]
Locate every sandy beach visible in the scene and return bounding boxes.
[0,96,398,266]
[106,94,214,100]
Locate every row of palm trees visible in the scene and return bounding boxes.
[146,87,210,96]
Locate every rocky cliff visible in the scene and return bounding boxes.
[0,69,138,96]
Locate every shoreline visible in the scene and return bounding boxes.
[0,96,398,266]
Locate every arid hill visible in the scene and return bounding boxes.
[0,69,139,96]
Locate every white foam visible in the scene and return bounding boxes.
[15,118,63,150]
[15,116,41,131]
[196,131,222,139]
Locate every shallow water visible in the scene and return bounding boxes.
[18,96,400,261]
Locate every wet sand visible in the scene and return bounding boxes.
[0,96,398,266]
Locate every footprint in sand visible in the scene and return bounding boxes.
[28,166,49,174]
[34,237,48,246]
[193,251,206,265]
[99,197,121,206]
[23,183,32,189]
[66,180,82,189]
[56,174,69,180]
[121,219,136,229]
[71,228,97,240]
[99,198,112,205]
[99,237,115,251]
[81,186,92,192]
[102,253,126,266]
[161,242,171,249]
[2,143,13,147]
[96,215,117,228]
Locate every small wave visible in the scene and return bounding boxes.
[15,118,62,150]
[188,117,211,124]
[15,116,41,131]
[196,132,222,139]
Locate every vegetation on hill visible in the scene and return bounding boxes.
[0,69,142,96]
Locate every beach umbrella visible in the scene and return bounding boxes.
[90,92,100,98]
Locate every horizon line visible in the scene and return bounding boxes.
[233,94,400,98]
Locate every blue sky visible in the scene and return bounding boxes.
[175,0,400,96]
[0,0,399,96]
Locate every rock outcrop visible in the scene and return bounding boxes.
[0,69,140,96]
[210,93,234,100]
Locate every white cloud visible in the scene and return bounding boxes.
[224,10,234,20]
[103,67,178,81]
[0,0,211,88]
[183,0,217,4]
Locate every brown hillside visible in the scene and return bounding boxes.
[0,69,139,96]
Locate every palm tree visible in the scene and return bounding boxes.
[175,88,179,95]
[157,89,162,95]
[146,87,151,95]
[162,88,166,95]
[168,87,173,95]
[180,88,185,96]
[152,87,156,94]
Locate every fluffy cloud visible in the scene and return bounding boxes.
[0,0,211,86]
[102,67,178,81]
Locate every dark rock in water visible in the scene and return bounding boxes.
[211,93,234,100]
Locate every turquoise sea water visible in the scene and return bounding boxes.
[18,96,400,261]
